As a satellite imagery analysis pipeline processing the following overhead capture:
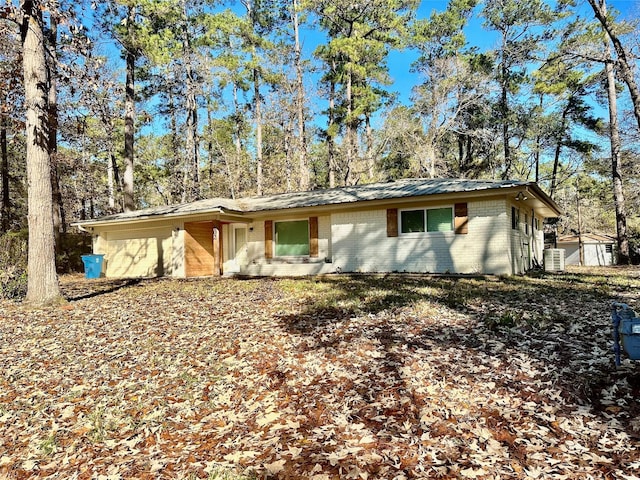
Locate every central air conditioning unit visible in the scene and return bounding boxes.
[544,248,565,272]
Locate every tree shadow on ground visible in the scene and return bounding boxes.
[276,273,640,443]
[62,277,146,301]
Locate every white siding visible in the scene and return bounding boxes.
[508,204,542,275]
[561,242,616,266]
[531,215,545,267]
[330,199,511,275]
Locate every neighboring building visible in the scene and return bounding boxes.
[557,233,618,266]
[73,178,561,278]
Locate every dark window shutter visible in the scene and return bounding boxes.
[387,208,398,237]
[309,217,319,257]
[265,220,273,259]
[454,203,468,234]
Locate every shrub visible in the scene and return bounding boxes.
[57,232,92,274]
[0,231,28,300]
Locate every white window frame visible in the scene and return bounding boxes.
[398,205,454,236]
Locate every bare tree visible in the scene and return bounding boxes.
[600,0,630,263]
[587,0,640,133]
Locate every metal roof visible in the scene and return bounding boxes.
[238,178,532,211]
[74,178,560,226]
[558,233,617,243]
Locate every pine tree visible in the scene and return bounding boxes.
[481,0,557,179]
[311,0,418,185]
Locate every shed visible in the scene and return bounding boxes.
[557,233,618,266]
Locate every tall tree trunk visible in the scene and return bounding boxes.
[254,66,263,196]
[167,89,182,203]
[328,63,336,188]
[107,115,121,209]
[230,80,243,199]
[103,114,119,210]
[107,150,116,210]
[427,111,439,178]
[181,0,200,202]
[244,0,263,196]
[292,0,309,191]
[365,114,374,180]
[47,15,65,250]
[206,99,214,182]
[457,134,464,175]
[1,106,9,232]
[465,136,473,174]
[283,118,293,192]
[500,60,511,180]
[533,95,543,183]
[345,69,354,185]
[588,0,640,132]
[123,4,136,212]
[576,178,584,266]
[602,3,629,264]
[550,105,570,199]
[20,0,62,305]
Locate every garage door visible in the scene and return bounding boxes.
[105,228,172,278]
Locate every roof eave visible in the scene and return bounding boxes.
[71,207,247,229]
[523,183,562,217]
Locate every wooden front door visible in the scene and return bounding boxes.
[184,221,223,277]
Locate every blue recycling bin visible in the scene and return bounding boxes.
[81,254,105,279]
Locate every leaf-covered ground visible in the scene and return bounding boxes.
[1,267,639,479]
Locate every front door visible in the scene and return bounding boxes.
[185,221,215,277]
[184,220,224,277]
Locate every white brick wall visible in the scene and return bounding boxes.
[462,200,510,274]
[331,199,513,275]
[228,199,520,276]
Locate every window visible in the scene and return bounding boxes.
[606,244,613,254]
[401,210,425,233]
[524,214,529,234]
[511,207,519,230]
[400,207,453,234]
[428,208,453,232]
[275,220,309,256]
